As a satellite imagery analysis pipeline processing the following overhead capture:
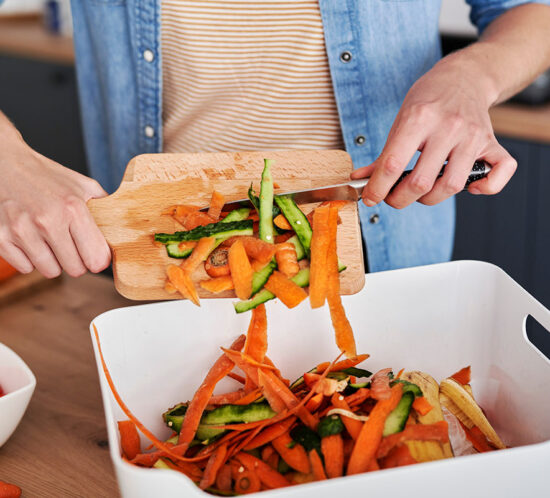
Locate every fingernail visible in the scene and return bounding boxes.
[470,187,481,195]
[363,197,377,207]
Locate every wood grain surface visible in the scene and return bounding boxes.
[0,273,132,498]
[88,150,365,301]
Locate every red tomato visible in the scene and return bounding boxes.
[0,257,18,282]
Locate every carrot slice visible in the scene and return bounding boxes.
[180,211,216,230]
[207,191,226,221]
[322,434,344,478]
[305,393,324,413]
[273,214,292,230]
[244,417,297,450]
[412,396,433,416]
[347,384,403,475]
[228,239,254,300]
[182,236,217,274]
[118,420,141,460]
[200,276,234,294]
[239,237,277,264]
[215,463,233,492]
[346,387,370,406]
[244,304,268,364]
[200,444,228,489]
[272,432,311,474]
[172,204,201,224]
[376,420,450,459]
[263,270,308,309]
[233,467,261,494]
[167,265,200,306]
[177,335,246,450]
[450,366,471,385]
[309,450,327,481]
[326,206,356,358]
[205,247,230,278]
[164,280,177,294]
[316,354,370,374]
[309,206,330,308]
[235,452,291,489]
[331,393,362,440]
[275,242,300,278]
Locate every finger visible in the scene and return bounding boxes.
[360,126,425,206]
[385,135,455,209]
[350,164,376,180]
[0,240,34,274]
[83,177,108,200]
[468,144,517,195]
[418,145,479,206]
[45,229,87,278]
[69,209,111,274]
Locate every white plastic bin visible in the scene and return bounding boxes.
[90,261,550,498]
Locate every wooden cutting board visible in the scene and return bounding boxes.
[87,150,365,301]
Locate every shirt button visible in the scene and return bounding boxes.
[144,125,155,138]
[355,135,366,146]
[369,214,380,224]
[340,51,352,63]
[143,49,155,62]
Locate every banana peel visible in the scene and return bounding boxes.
[439,378,505,450]
[401,371,454,461]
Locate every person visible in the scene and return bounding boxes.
[1,0,549,279]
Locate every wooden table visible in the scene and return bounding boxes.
[0,274,135,497]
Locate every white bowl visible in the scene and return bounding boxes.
[0,343,36,447]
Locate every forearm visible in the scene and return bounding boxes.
[437,3,550,107]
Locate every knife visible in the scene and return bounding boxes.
[211,160,491,211]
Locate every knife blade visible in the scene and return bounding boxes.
[208,160,491,211]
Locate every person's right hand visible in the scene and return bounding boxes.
[0,120,111,278]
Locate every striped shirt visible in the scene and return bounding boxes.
[161,0,344,153]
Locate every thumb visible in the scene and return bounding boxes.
[82,177,108,200]
[350,163,376,180]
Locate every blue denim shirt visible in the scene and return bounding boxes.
[67,0,546,272]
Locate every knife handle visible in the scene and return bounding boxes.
[350,160,491,197]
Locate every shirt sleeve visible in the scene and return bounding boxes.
[466,0,550,33]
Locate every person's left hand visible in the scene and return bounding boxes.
[351,54,517,208]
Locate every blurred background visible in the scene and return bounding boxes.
[0,0,549,313]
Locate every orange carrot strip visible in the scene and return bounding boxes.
[273,214,292,230]
[450,366,471,385]
[228,239,253,300]
[215,463,233,492]
[331,393,362,440]
[305,393,324,413]
[264,270,308,309]
[93,324,210,464]
[261,445,275,462]
[207,191,226,221]
[178,335,246,449]
[396,368,405,379]
[320,200,349,210]
[233,388,262,405]
[322,434,344,478]
[412,396,433,416]
[244,304,268,364]
[316,354,370,374]
[199,276,234,294]
[380,444,417,469]
[167,265,200,306]
[366,458,380,471]
[275,242,300,278]
[235,452,291,489]
[309,206,330,308]
[272,432,311,474]
[164,280,177,294]
[244,417,297,450]
[118,420,141,460]
[326,206,356,358]
[251,259,270,272]
[209,390,247,405]
[462,423,496,453]
[182,237,217,274]
[159,458,203,481]
[275,232,294,244]
[347,384,403,475]
[258,369,287,413]
[180,211,216,230]
[239,236,277,264]
[200,444,228,490]
[376,420,450,459]
[309,450,327,481]
[346,387,371,406]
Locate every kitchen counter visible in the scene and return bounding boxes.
[0,16,549,143]
[0,273,132,497]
